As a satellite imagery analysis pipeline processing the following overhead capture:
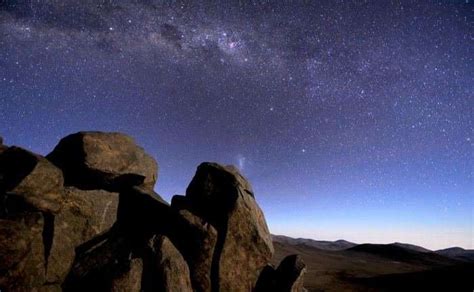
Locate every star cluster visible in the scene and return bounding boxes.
[0,1,472,249]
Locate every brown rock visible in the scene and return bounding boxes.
[0,147,64,213]
[47,131,157,191]
[0,212,46,291]
[148,235,193,292]
[111,258,143,292]
[185,163,274,291]
[46,187,119,284]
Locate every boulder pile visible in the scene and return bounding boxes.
[0,132,305,291]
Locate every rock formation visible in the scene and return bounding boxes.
[255,255,306,292]
[0,131,305,291]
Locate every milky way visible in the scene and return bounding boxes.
[0,1,472,249]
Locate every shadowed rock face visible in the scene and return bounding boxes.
[0,147,64,213]
[0,131,304,292]
[276,255,306,292]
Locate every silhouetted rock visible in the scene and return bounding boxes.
[47,187,119,284]
[276,255,306,292]
[0,147,64,213]
[255,255,306,292]
[185,162,274,291]
[47,132,157,191]
[254,265,278,291]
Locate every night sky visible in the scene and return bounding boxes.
[0,1,472,249]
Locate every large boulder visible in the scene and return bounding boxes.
[47,132,158,191]
[0,147,64,213]
[184,163,274,291]
[171,196,218,292]
[46,187,119,284]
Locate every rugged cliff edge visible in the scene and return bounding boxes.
[0,132,305,292]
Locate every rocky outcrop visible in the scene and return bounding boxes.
[0,131,305,291]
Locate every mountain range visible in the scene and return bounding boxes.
[272,234,474,291]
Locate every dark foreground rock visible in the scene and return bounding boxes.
[0,131,304,291]
[255,255,306,292]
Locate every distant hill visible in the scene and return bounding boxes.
[272,234,356,251]
[273,235,473,291]
[347,243,459,266]
[392,242,431,253]
[436,247,474,262]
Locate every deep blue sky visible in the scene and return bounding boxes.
[0,1,472,249]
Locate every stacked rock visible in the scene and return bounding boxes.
[0,131,305,291]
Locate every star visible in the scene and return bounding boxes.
[0,1,470,250]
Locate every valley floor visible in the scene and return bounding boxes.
[272,241,474,292]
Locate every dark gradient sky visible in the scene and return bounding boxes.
[0,1,472,249]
